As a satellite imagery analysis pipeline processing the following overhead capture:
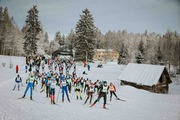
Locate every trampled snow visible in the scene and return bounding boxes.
[0,55,180,120]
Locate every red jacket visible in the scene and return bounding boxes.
[16,65,19,71]
[108,85,116,92]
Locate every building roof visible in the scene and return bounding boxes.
[94,49,115,52]
[52,48,73,57]
[118,63,168,86]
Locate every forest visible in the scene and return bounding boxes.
[0,6,179,67]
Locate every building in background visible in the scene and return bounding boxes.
[93,49,119,62]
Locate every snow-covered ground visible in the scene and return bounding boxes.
[0,55,180,120]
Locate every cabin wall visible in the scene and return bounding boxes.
[121,80,169,94]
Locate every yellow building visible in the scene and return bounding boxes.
[93,49,119,62]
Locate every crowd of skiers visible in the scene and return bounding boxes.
[13,56,120,109]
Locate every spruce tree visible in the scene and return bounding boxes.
[66,29,76,50]
[61,34,65,47]
[155,42,163,64]
[118,43,126,64]
[0,7,4,54]
[44,32,49,43]
[55,31,61,43]
[75,8,96,61]
[135,39,144,63]
[23,5,41,55]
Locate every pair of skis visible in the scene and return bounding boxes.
[17,97,59,105]
[116,98,126,102]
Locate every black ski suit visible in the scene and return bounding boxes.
[92,84,108,106]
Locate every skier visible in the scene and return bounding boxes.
[83,61,86,67]
[80,77,85,89]
[32,73,38,91]
[59,63,64,77]
[45,75,51,97]
[93,79,100,92]
[66,75,72,93]
[83,83,95,105]
[107,82,120,101]
[41,60,45,72]
[22,73,35,100]
[75,81,83,100]
[49,77,56,104]
[13,74,22,91]
[40,73,46,90]
[91,81,108,109]
[54,62,58,71]
[87,63,90,71]
[25,65,28,73]
[60,76,70,102]
[84,79,91,93]
[16,65,19,73]
[72,71,76,78]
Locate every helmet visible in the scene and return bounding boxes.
[103,81,107,84]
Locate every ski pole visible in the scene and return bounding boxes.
[70,91,75,99]
[56,87,61,103]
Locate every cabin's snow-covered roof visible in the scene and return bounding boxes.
[118,63,165,86]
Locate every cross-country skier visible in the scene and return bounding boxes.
[50,77,56,104]
[87,63,90,71]
[13,74,22,91]
[84,79,92,93]
[22,73,35,100]
[80,77,85,89]
[25,65,28,73]
[66,75,72,93]
[107,82,120,101]
[93,79,100,92]
[59,63,64,77]
[75,81,83,100]
[91,81,108,109]
[41,60,45,72]
[40,73,46,91]
[84,83,95,105]
[16,65,19,73]
[45,75,51,97]
[60,76,70,102]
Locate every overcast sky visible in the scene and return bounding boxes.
[1,0,180,40]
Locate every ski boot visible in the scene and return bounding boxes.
[80,96,83,100]
[62,99,64,103]
[90,103,95,107]
[103,105,106,109]
[30,96,33,100]
[22,95,25,98]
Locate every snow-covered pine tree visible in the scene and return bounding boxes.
[2,7,13,55]
[61,34,65,47]
[54,31,61,45]
[23,5,41,55]
[75,8,96,61]
[66,29,77,50]
[155,41,163,64]
[118,43,126,64]
[0,7,4,54]
[44,32,49,43]
[43,32,49,54]
[135,39,144,64]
